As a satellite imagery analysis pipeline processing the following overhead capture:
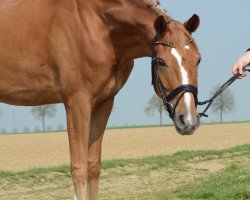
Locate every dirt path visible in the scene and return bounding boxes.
[0,123,249,171]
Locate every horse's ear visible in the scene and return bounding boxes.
[154,15,167,35]
[184,14,200,34]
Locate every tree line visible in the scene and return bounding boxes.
[0,104,65,134]
[0,84,236,133]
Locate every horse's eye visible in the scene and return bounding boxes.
[156,58,166,67]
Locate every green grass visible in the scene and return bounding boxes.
[0,144,248,176]
[175,163,250,199]
[102,144,250,170]
[0,164,70,178]
[0,144,249,199]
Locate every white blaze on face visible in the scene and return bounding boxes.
[74,194,78,200]
[171,48,192,123]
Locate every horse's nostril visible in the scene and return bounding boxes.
[179,115,185,126]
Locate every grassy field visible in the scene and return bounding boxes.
[0,123,249,199]
[0,145,249,200]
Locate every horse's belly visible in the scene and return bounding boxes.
[0,87,62,106]
[0,67,62,106]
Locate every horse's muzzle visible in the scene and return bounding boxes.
[174,113,200,135]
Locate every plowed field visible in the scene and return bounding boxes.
[0,123,249,171]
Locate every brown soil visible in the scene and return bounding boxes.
[0,123,249,171]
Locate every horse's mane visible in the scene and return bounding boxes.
[143,0,166,15]
[105,0,166,16]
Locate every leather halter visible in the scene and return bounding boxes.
[151,37,198,119]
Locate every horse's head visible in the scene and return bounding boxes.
[152,14,201,135]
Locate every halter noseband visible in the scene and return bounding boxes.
[151,37,198,119]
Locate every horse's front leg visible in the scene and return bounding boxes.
[87,98,114,200]
[65,93,92,200]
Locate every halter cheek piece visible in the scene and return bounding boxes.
[151,38,198,119]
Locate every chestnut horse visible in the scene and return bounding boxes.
[0,0,201,199]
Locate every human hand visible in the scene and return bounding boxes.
[232,51,250,79]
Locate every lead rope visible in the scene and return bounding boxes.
[198,66,250,118]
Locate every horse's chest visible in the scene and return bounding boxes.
[95,66,133,102]
[95,76,118,100]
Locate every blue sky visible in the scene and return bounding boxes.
[1,0,250,132]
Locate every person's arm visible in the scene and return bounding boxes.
[232,49,250,78]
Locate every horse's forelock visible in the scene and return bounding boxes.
[168,22,191,57]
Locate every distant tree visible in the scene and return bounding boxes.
[23,127,30,133]
[0,127,7,134]
[12,127,18,134]
[210,84,235,123]
[145,94,165,126]
[57,124,65,131]
[31,105,57,132]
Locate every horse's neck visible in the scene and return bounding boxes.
[74,0,166,62]
[101,0,162,61]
